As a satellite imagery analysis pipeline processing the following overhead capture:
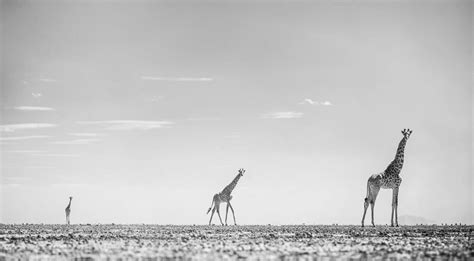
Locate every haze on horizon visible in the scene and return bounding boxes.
[0,0,472,225]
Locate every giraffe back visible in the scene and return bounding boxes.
[380,169,402,189]
[218,193,233,202]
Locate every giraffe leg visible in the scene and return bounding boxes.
[370,186,380,227]
[362,198,369,227]
[209,207,216,225]
[228,202,236,225]
[392,187,399,227]
[225,203,230,226]
[362,180,371,227]
[370,203,375,227]
[395,204,399,227]
[391,188,396,227]
[216,204,224,225]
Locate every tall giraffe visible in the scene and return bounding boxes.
[207,168,245,226]
[65,196,72,225]
[362,129,413,227]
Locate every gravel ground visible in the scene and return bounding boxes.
[0,224,472,260]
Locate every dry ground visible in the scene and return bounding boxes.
[0,224,472,260]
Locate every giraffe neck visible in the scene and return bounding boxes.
[221,174,241,195]
[67,199,72,209]
[386,137,407,174]
[395,137,407,162]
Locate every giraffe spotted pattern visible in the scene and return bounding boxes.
[362,129,412,227]
[207,168,245,226]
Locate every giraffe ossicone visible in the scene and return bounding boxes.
[207,168,245,226]
[361,129,412,227]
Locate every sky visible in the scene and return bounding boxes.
[0,0,472,225]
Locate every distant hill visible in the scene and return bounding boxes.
[398,215,436,225]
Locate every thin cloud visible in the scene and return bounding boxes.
[225,133,241,139]
[49,183,91,187]
[77,120,173,130]
[141,76,213,82]
[25,166,56,169]
[68,133,100,137]
[1,183,22,187]
[0,135,52,141]
[2,166,55,169]
[6,150,47,153]
[2,177,31,181]
[299,99,333,106]
[52,138,100,145]
[38,78,57,82]
[262,112,304,119]
[299,98,317,105]
[150,96,164,103]
[0,123,56,132]
[187,117,221,121]
[35,153,81,157]
[32,93,42,98]
[14,106,55,111]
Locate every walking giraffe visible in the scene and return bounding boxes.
[362,129,413,227]
[65,196,72,225]
[207,168,245,226]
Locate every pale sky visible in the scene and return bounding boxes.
[0,0,472,225]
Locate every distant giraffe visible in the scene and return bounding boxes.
[207,168,245,226]
[65,196,72,225]
[362,129,413,227]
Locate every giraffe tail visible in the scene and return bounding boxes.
[364,180,370,202]
[206,194,216,214]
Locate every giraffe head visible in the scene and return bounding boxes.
[238,168,245,177]
[401,129,413,139]
[69,196,73,200]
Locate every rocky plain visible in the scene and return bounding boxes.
[0,224,472,260]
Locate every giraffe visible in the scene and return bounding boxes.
[65,196,72,225]
[362,129,413,227]
[207,168,245,226]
